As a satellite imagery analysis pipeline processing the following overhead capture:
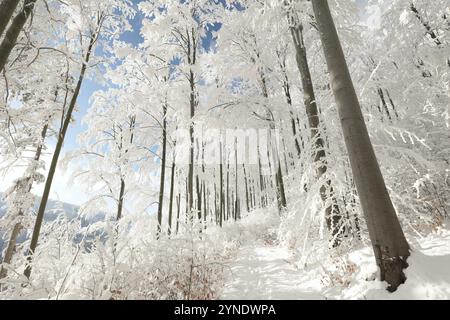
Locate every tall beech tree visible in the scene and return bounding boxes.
[286,4,343,245]
[23,16,103,279]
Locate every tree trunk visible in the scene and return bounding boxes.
[234,138,240,220]
[257,65,287,212]
[278,52,302,157]
[23,28,98,279]
[116,116,135,222]
[243,164,250,212]
[0,0,21,38]
[203,181,207,228]
[0,123,48,280]
[289,16,343,244]
[156,102,168,238]
[226,160,230,220]
[186,27,197,223]
[175,193,181,235]
[0,0,37,71]
[312,0,410,292]
[167,160,176,236]
[219,139,224,227]
[116,178,125,221]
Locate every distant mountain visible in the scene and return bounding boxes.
[0,193,106,261]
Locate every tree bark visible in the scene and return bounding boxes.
[0,0,21,38]
[116,178,125,221]
[0,0,37,72]
[23,25,99,279]
[234,137,240,220]
[167,159,176,236]
[219,139,224,227]
[243,164,250,212]
[175,193,181,235]
[156,102,168,238]
[288,14,342,244]
[116,116,135,222]
[186,27,197,223]
[312,0,410,292]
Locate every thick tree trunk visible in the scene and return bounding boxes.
[0,0,37,71]
[157,103,168,238]
[312,0,410,292]
[0,0,21,38]
[23,28,98,279]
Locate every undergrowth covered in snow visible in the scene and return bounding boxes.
[0,208,279,300]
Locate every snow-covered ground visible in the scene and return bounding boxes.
[220,227,450,300]
[220,241,324,299]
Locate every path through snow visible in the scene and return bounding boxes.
[220,240,324,299]
[220,229,450,300]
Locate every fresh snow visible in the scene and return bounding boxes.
[220,241,324,299]
[220,228,450,300]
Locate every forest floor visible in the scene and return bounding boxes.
[219,221,450,300]
[220,240,324,299]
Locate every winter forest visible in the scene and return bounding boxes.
[0,0,449,300]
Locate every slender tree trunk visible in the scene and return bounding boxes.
[186,28,197,223]
[116,178,125,221]
[23,27,99,279]
[175,193,181,235]
[278,53,302,157]
[196,174,202,226]
[157,102,168,238]
[219,139,224,227]
[116,116,135,222]
[0,123,48,280]
[226,160,230,220]
[167,160,176,236]
[214,183,218,225]
[312,0,410,291]
[202,181,207,228]
[377,88,392,121]
[243,164,250,212]
[289,16,342,243]
[0,0,21,38]
[234,137,240,220]
[257,145,265,208]
[258,66,287,212]
[0,0,37,71]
